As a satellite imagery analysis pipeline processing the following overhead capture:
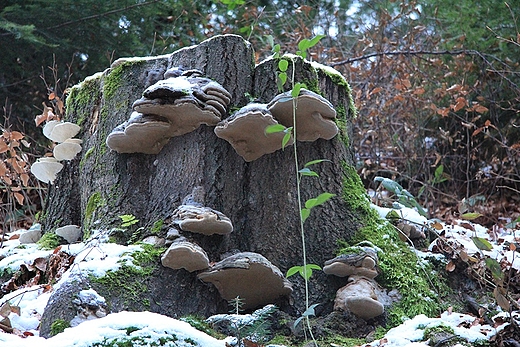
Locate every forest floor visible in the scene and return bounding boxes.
[0,193,519,346]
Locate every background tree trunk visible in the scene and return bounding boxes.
[42,34,361,317]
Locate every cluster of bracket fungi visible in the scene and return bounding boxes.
[106,67,339,161]
[105,68,342,310]
[160,188,292,310]
[31,121,82,184]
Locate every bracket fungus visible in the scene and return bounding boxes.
[30,157,64,184]
[107,68,232,154]
[172,204,233,236]
[323,246,378,279]
[267,89,338,142]
[161,239,210,272]
[197,252,293,310]
[334,275,384,320]
[106,112,172,154]
[214,103,293,162]
[42,121,81,143]
[53,138,83,161]
[55,224,82,244]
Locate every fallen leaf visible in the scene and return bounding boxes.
[493,287,510,312]
[461,212,482,220]
[14,192,24,205]
[471,236,493,251]
[459,250,469,262]
[460,222,475,231]
[430,221,444,230]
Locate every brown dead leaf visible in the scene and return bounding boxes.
[10,305,20,316]
[0,317,13,333]
[413,87,425,95]
[13,192,24,206]
[0,302,11,318]
[459,222,475,231]
[459,250,469,262]
[474,105,488,114]
[472,127,483,137]
[9,131,24,141]
[0,141,8,154]
[493,286,510,312]
[20,173,29,187]
[453,97,466,112]
[510,243,517,251]
[369,87,382,96]
[430,221,444,230]
[34,113,47,127]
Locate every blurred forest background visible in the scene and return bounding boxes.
[0,0,518,229]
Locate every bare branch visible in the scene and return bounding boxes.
[45,0,160,30]
[330,49,519,89]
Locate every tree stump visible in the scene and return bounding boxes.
[41,34,364,320]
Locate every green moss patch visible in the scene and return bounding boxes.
[89,244,164,309]
[50,319,70,336]
[84,191,106,237]
[37,232,62,250]
[339,163,448,327]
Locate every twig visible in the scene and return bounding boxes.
[330,49,518,89]
[44,0,161,30]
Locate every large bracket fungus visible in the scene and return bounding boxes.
[267,88,338,142]
[334,275,385,320]
[42,121,81,143]
[30,157,64,184]
[161,239,210,272]
[107,68,232,154]
[214,103,293,162]
[323,246,378,279]
[171,204,233,236]
[105,112,172,154]
[197,252,293,310]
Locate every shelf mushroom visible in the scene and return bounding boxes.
[55,224,82,244]
[43,121,81,143]
[197,252,293,310]
[324,246,385,320]
[53,138,83,161]
[171,204,233,236]
[214,103,293,162]
[334,275,384,320]
[161,239,210,272]
[30,157,64,184]
[323,246,378,279]
[267,89,338,142]
[107,68,232,154]
[106,112,172,154]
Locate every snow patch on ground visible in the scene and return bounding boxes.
[0,203,518,346]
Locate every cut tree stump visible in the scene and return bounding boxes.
[40,34,365,321]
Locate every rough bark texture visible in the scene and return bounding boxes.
[41,35,362,320]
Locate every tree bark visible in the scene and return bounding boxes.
[42,34,361,317]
